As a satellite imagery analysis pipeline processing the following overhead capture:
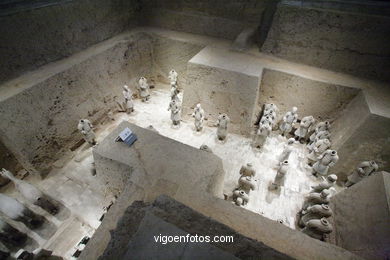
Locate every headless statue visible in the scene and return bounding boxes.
[168,99,181,125]
[302,218,333,240]
[346,160,379,187]
[122,85,134,113]
[279,107,298,136]
[216,114,230,141]
[138,77,150,102]
[299,204,332,228]
[312,150,339,177]
[192,104,205,131]
[294,115,315,142]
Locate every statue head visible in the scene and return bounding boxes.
[370,160,377,166]
[283,160,289,165]
[292,107,298,113]
[80,119,84,123]
[123,85,129,91]
[331,150,337,156]
[247,162,253,167]
[196,103,201,109]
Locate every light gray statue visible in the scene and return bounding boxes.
[1,169,58,215]
[170,85,180,102]
[311,174,338,193]
[279,138,295,161]
[308,130,331,150]
[168,69,178,86]
[346,160,379,187]
[279,107,298,136]
[294,115,315,142]
[312,150,339,176]
[302,218,333,240]
[270,160,289,190]
[238,176,256,194]
[264,103,278,114]
[309,121,330,144]
[216,114,230,141]
[168,99,181,125]
[253,120,271,148]
[299,204,333,227]
[302,189,331,210]
[307,138,331,162]
[77,119,96,145]
[192,104,205,131]
[0,194,43,229]
[232,189,249,206]
[138,77,150,102]
[122,85,134,113]
[0,218,27,248]
[239,163,256,177]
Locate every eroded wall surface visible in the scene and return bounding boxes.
[0,0,141,84]
[150,34,204,86]
[332,92,390,181]
[142,0,268,40]
[262,4,390,82]
[183,47,262,136]
[0,33,153,175]
[330,172,390,260]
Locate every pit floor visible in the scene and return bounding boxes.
[1,83,342,259]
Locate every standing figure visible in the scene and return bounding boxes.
[270,160,289,190]
[294,115,315,142]
[299,204,333,228]
[216,114,230,141]
[239,163,256,177]
[1,169,58,215]
[279,138,295,162]
[0,194,44,229]
[192,104,205,131]
[122,85,134,114]
[346,161,379,187]
[253,118,271,148]
[309,121,330,144]
[78,119,96,145]
[279,107,298,136]
[167,99,181,125]
[307,138,331,163]
[312,150,339,177]
[138,77,150,102]
[311,174,338,193]
[302,218,333,240]
[168,69,178,86]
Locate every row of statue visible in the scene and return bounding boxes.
[0,169,61,251]
[297,174,338,240]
